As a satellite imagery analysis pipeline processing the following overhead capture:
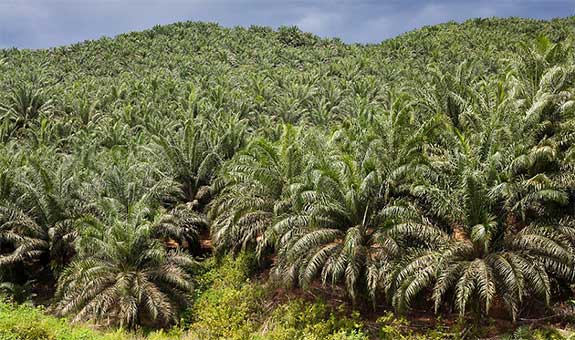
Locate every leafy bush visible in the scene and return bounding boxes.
[504,326,569,340]
[256,299,367,340]
[184,255,367,340]
[185,254,263,339]
[0,299,126,340]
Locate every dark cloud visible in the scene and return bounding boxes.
[0,0,573,49]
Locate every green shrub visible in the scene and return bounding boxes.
[504,326,568,340]
[255,299,367,340]
[376,312,413,340]
[185,254,264,340]
[0,299,111,340]
[184,255,367,340]
[194,252,258,291]
[187,284,263,339]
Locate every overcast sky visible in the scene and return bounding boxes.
[0,0,574,49]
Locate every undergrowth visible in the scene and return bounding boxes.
[1,256,574,339]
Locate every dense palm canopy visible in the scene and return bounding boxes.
[209,124,309,255]
[0,149,86,276]
[0,17,574,330]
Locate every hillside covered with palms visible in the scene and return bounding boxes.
[0,16,575,339]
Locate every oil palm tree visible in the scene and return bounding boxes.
[89,149,181,215]
[0,150,86,275]
[54,207,196,329]
[88,149,206,251]
[152,115,246,206]
[0,82,53,131]
[209,124,308,255]
[385,200,575,320]
[272,153,386,302]
[386,85,575,319]
[491,40,575,222]
[271,93,441,302]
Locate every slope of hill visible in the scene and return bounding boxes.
[0,17,574,339]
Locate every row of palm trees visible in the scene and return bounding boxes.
[0,117,242,327]
[0,20,573,330]
[211,38,575,320]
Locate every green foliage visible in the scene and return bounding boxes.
[277,26,319,47]
[0,299,127,340]
[186,254,263,339]
[0,82,53,131]
[504,326,568,340]
[376,312,412,340]
[185,255,367,340]
[257,299,366,340]
[0,281,36,304]
[0,298,195,339]
[193,252,258,290]
[1,15,575,335]
[187,282,263,339]
[54,207,197,329]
